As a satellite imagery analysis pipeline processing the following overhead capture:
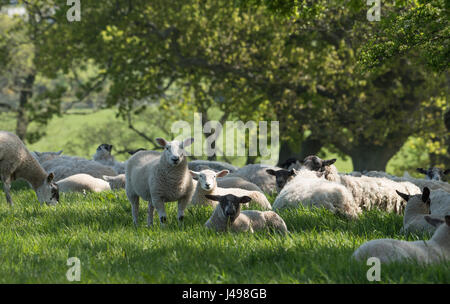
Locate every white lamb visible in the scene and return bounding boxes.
[352,215,450,264]
[103,174,126,190]
[396,187,435,234]
[56,174,111,193]
[189,169,272,210]
[229,164,280,193]
[126,137,195,226]
[273,169,361,219]
[188,160,238,173]
[0,131,59,206]
[204,194,288,234]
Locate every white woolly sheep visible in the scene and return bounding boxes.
[126,137,195,226]
[352,215,450,264]
[229,164,281,193]
[204,194,288,234]
[188,160,238,173]
[273,169,361,219]
[103,174,126,190]
[396,187,435,234]
[0,131,59,206]
[56,174,111,193]
[189,169,272,210]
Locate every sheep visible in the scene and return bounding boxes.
[128,148,148,155]
[56,174,111,193]
[40,155,117,182]
[188,160,238,173]
[93,143,126,174]
[204,194,288,234]
[352,215,450,265]
[217,176,263,193]
[0,131,59,206]
[273,169,361,219]
[189,169,272,210]
[416,167,450,182]
[103,174,126,190]
[396,187,435,234]
[32,150,63,163]
[229,164,280,193]
[126,137,195,226]
[429,189,450,216]
[265,168,298,193]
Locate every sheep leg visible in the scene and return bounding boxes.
[177,196,189,222]
[127,194,140,226]
[152,198,167,224]
[147,202,154,227]
[1,175,13,206]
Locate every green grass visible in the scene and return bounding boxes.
[0,188,448,283]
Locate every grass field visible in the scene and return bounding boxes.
[0,188,448,284]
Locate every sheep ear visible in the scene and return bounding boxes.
[323,158,337,166]
[108,144,113,151]
[416,168,427,175]
[443,169,450,175]
[181,137,194,148]
[266,169,276,176]
[424,216,444,228]
[396,190,410,202]
[47,172,54,183]
[289,169,298,176]
[239,196,252,204]
[216,170,229,178]
[205,194,221,202]
[189,170,199,180]
[421,187,430,203]
[156,138,168,147]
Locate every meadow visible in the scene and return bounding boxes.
[0,188,448,283]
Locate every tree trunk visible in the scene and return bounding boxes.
[350,145,400,172]
[15,74,35,141]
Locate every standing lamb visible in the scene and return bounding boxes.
[352,215,450,264]
[126,137,195,226]
[204,194,288,234]
[189,169,272,209]
[0,131,59,206]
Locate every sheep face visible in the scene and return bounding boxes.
[396,186,431,213]
[301,155,336,172]
[156,137,194,166]
[266,168,297,191]
[205,194,252,222]
[416,167,450,181]
[190,169,229,191]
[35,172,59,205]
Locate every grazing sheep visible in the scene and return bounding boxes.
[93,143,126,174]
[188,160,238,173]
[0,131,59,206]
[416,167,450,182]
[40,155,117,182]
[352,215,450,265]
[204,194,288,234]
[396,187,435,234]
[56,174,111,193]
[126,137,195,226]
[266,168,298,193]
[229,164,280,193]
[273,169,361,219]
[103,174,126,190]
[189,169,271,210]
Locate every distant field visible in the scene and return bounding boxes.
[0,189,448,283]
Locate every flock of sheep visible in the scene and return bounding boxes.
[0,130,449,267]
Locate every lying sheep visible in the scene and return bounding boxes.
[103,174,126,190]
[126,137,195,226]
[205,194,288,234]
[266,168,297,193]
[352,215,450,265]
[229,164,280,193]
[56,174,111,193]
[189,169,272,210]
[273,169,361,219]
[32,150,63,163]
[217,176,263,193]
[416,167,450,182]
[188,160,238,173]
[396,187,434,234]
[429,189,450,216]
[93,143,126,174]
[0,131,59,206]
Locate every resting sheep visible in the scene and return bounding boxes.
[0,131,59,206]
[93,143,126,174]
[189,169,271,210]
[205,194,288,234]
[103,174,126,190]
[266,168,298,193]
[396,187,435,234]
[352,215,450,265]
[188,160,238,173]
[126,137,195,226]
[229,164,280,193]
[56,174,111,193]
[416,167,450,181]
